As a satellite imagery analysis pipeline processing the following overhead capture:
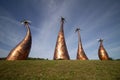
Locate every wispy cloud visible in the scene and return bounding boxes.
[29,0,78,59]
[0,0,120,59]
[0,16,25,47]
[0,7,29,57]
[30,0,120,59]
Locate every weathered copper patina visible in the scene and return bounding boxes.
[6,20,32,60]
[76,28,88,60]
[98,39,109,60]
[53,17,70,60]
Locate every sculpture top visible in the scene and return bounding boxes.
[21,19,31,25]
[75,28,80,32]
[60,17,65,32]
[61,17,65,22]
[98,38,104,43]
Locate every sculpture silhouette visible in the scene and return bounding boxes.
[6,20,32,60]
[76,28,88,60]
[53,17,70,60]
[98,39,109,60]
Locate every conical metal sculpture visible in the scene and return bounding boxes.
[76,28,88,60]
[6,20,32,60]
[53,17,70,60]
[98,39,109,60]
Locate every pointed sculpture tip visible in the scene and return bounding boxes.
[75,28,80,33]
[20,19,31,25]
[61,17,67,23]
[61,17,65,21]
[98,38,104,43]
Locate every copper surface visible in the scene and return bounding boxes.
[76,28,88,60]
[6,20,32,60]
[98,39,109,60]
[53,17,70,60]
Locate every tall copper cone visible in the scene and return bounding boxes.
[76,28,88,60]
[98,39,109,60]
[53,17,70,60]
[6,20,32,60]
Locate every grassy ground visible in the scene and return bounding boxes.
[0,60,120,80]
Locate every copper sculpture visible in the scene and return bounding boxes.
[6,20,32,60]
[76,28,88,60]
[53,17,70,60]
[98,39,109,60]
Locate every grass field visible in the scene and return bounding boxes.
[0,60,120,80]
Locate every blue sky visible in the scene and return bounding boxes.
[0,0,120,60]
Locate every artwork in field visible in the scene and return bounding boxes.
[98,39,109,60]
[75,28,88,60]
[6,20,32,60]
[53,17,70,60]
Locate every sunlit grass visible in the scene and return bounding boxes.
[0,60,120,80]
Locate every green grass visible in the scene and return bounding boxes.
[0,60,120,80]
